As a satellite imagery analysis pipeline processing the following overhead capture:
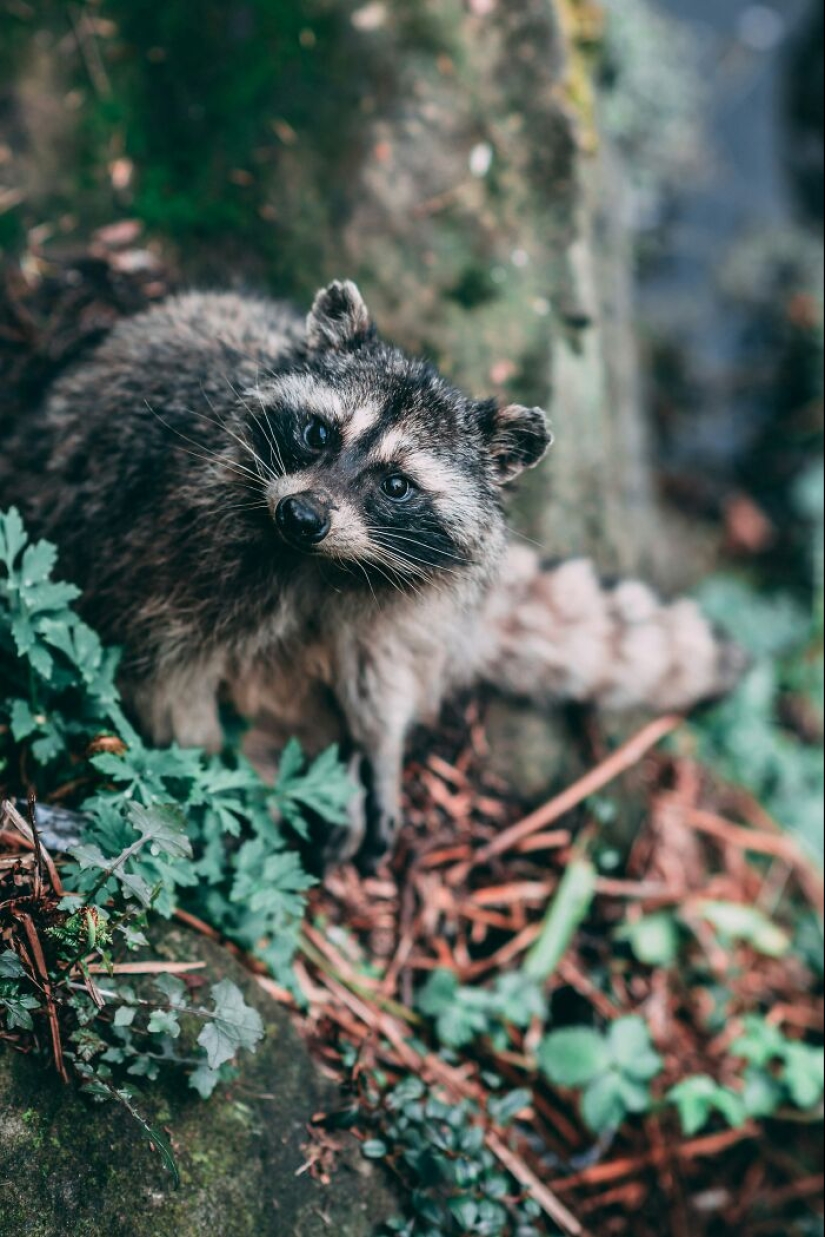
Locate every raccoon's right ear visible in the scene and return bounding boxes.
[480,401,552,484]
[307,281,374,351]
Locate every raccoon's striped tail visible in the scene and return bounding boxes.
[476,547,748,715]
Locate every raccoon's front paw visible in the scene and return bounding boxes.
[323,752,369,867]
[357,805,398,875]
[323,753,398,874]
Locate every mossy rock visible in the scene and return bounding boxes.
[0,929,396,1237]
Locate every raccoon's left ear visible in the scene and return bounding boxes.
[307,280,373,351]
[480,402,552,484]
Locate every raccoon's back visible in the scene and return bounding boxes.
[1,291,304,533]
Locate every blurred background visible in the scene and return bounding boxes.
[0,3,823,1232]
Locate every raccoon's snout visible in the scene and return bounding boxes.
[276,493,332,547]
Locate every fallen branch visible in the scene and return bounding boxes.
[449,715,683,882]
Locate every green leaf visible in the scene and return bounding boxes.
[189,1064,223,1100]
[668,1077,748,1138]
[743,1068,784,1119]
[696,902,791,958]
[731,1015,789,1068]
[538,1027,610,1089]
[783,1044,825,1110]
[128,803,193,861]
[668,1077,717,1138]
[488,1089,533,1127]
[617,913,681,967]
[524,860,597,982]
[608,1017,663,1082]
[154,975,187,1008]
[0,507,28,566]
[147,1009,182,1039]
[9,699,40,742]
[1,993,40,1031]
[617,1075,653,1115]
[0,951,26,980]
[275,741,355,831]
[361,1140,390,1161]
[197,980,265,1070]
[582,1072,626,1134]
[69,842,110,872]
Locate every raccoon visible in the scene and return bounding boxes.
[1,282,743,862]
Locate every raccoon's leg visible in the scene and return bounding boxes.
[473,547,747,714]
[128,659,225,752]
[332,648,420,867]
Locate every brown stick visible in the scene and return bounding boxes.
[19,915,69,1084]
[550,1125,759,1193]
[687,809,824,913]
[449,715,683,882]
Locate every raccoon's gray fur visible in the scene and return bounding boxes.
[1,283,743,862]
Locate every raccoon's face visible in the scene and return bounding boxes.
[243,282,550,591]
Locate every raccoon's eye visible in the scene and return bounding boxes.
[381,474,414,502]
[303,416,331,452]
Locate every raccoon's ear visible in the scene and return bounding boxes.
[481,402,552,484]
[307,280,373,351]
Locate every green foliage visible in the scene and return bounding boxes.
[618,901,791,970]
[669,1017,824,1138]
[695,477,825,863]
[360,1077,550,1237]
[538,1018,663,1134]
[418,970,545,1052]
[616,912,682,967]
[0,508,352,1177]
[0,508,352,984]
[668,1077,748,1138]
[524,859,597,982]
[733,1016,825,1115]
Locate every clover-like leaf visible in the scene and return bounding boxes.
[538,1027,610,1089]
[608,1017,663,1082]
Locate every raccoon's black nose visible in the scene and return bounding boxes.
[276,494,332,546]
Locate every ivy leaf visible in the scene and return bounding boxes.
[148,1009,182,1039]
[154,975,187,1008]
[189,1064,223,1100]
[1,993,40,1030]
[0,950,26,979]
[197,980,264,1070]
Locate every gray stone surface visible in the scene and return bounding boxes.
[0,930,396,1237]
